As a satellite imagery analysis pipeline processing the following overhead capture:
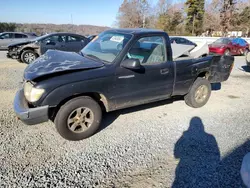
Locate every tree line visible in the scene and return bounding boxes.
[0,22,109,36]
[116,0,250,37]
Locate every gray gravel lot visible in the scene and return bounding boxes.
[0,51,7,61]
[0,51,250,187]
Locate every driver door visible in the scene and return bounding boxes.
[114,36,174,110]
[40,35,66,54]
[231,38,240,55]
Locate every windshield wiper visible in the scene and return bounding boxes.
[79,51,84,56]
[84,53,101,61]
[83,53,109,63]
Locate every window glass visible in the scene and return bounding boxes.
[68,35,82,42]
[42,35,66,43]
[15,34,27,38]
[59,35,67,42]
[179,38,187,44]
[42,35,59,43]
[81,32,132,63]
[126,36,166,65]
[0,33,13,39]
[170,38,177,43]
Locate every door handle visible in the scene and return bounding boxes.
[160,68,169,75]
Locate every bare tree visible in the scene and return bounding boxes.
[220,0,237,36]
[116,0,150,28]
[203,0,222,35]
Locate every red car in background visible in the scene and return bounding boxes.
[209,38,249,56]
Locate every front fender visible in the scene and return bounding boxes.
[40,81,113,111]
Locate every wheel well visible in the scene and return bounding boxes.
[48,92,108,121]
[21,48,38,55]
[197,71,209,79]
[187,71,210,93]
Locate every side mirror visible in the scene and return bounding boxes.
[121,58,141,70]
[46,40,55,45]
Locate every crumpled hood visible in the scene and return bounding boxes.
[24,50,104,80]
[8,40,33,48]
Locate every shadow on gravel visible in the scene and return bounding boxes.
[218,140,250,187]
[211,83,221,91]
[98,97,183,132]
[241,65,250,73]
[172,117,221,188]
[173,117,250,188]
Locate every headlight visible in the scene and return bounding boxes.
[24,82,45,102]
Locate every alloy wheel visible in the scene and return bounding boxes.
[195,85,209,103]
[67,107,94,133]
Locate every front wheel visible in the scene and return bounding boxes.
[21,50,38,64]
[55,96,102,141]
[184,78,211,108]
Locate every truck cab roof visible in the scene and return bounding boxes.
[105,28,165,35]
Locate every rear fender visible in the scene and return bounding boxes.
[208,55,234,83]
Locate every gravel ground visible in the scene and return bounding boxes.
[0,52,250,188]
[0,51,8,61]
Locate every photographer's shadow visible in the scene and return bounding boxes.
[172,117,221,188]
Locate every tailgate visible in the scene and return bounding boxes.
[208,55,234,83]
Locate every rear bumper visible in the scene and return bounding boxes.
[209,48,225,55]
[209,55,234,83]
[14,89,49,125]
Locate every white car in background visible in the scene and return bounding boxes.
[0,32,37,50]
[170,37,209,58]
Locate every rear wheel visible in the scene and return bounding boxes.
[55,96,102,141]
[244,49,249,56]
[184,78,211,108]
[224,49,231,56]
[21,50,38,64]
[246,51,250,66]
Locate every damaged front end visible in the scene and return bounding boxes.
[208,55,234,83]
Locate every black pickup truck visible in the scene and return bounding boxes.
[14,29,234,141]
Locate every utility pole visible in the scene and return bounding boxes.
[143,14,145,28]
[192,14,196,36]
[70,14,74,33]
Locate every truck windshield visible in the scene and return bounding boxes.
[81,32,132,63]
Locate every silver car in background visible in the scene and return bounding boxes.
[0,32,37,50]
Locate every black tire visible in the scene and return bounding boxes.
[184,78,211,108]
[246,51,250,65]
[244,49,249,56]
[55,96,102,141]
[224,49,231,56]
[17,59,23,63]
[21,50,38,64]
